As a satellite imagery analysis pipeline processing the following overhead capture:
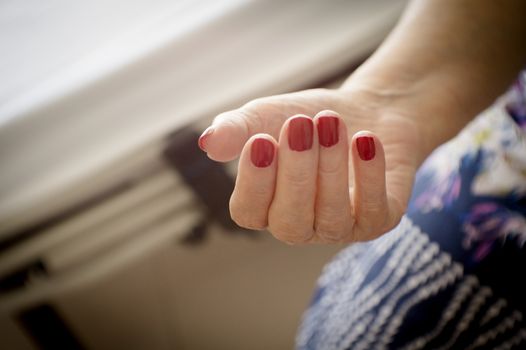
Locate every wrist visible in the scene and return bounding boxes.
[336,0,526,163]
[339,67,475,165]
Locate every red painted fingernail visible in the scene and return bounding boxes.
[317,116,339,147]
[251,138,274,167]
[356,136,375,161]
[288,117,313,151]
[198,127,214,151]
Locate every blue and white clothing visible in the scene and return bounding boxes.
[297,71,526,349]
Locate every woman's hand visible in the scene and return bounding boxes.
[197,0,526,244]
[199,87,423,243]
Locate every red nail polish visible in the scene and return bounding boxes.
[251,138,274,167]
[356,136,375,161]
[317,116,339,147]
[288,117,313,151]
[198,127,214,151]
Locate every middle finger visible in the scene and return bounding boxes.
[268,115,318,243]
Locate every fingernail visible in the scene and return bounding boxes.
[198,127,214,151]
[251,138,274,167]
[317,116,339,147]
[356,136,375,161]
[288,117,313,151]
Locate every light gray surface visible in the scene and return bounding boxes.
[0,0,247,117]
[0,0,407,237]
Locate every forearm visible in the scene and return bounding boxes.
[343,0,526,160]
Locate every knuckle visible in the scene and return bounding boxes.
[213,110,235,124]
[282,168,312,187]
[316,205,344,222]
[316,229,343,242]
[230,211,266,230]
[249,183,273,198]
[214,107,262,134]
[243,97,267,111]
[229,201,267,230]
[319,161,344,177]
[360,196,387,216]
[268,216,312,243]
[314,215,347,242]
[242,220,267,230]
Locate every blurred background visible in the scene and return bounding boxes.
[0,0,407,349]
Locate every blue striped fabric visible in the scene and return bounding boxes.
[297,71,526,350]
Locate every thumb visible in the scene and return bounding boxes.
[198,108,255,162]
[198,92,309,162]
[200,96,291,162]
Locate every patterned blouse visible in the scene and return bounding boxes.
[297,71,526,349]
